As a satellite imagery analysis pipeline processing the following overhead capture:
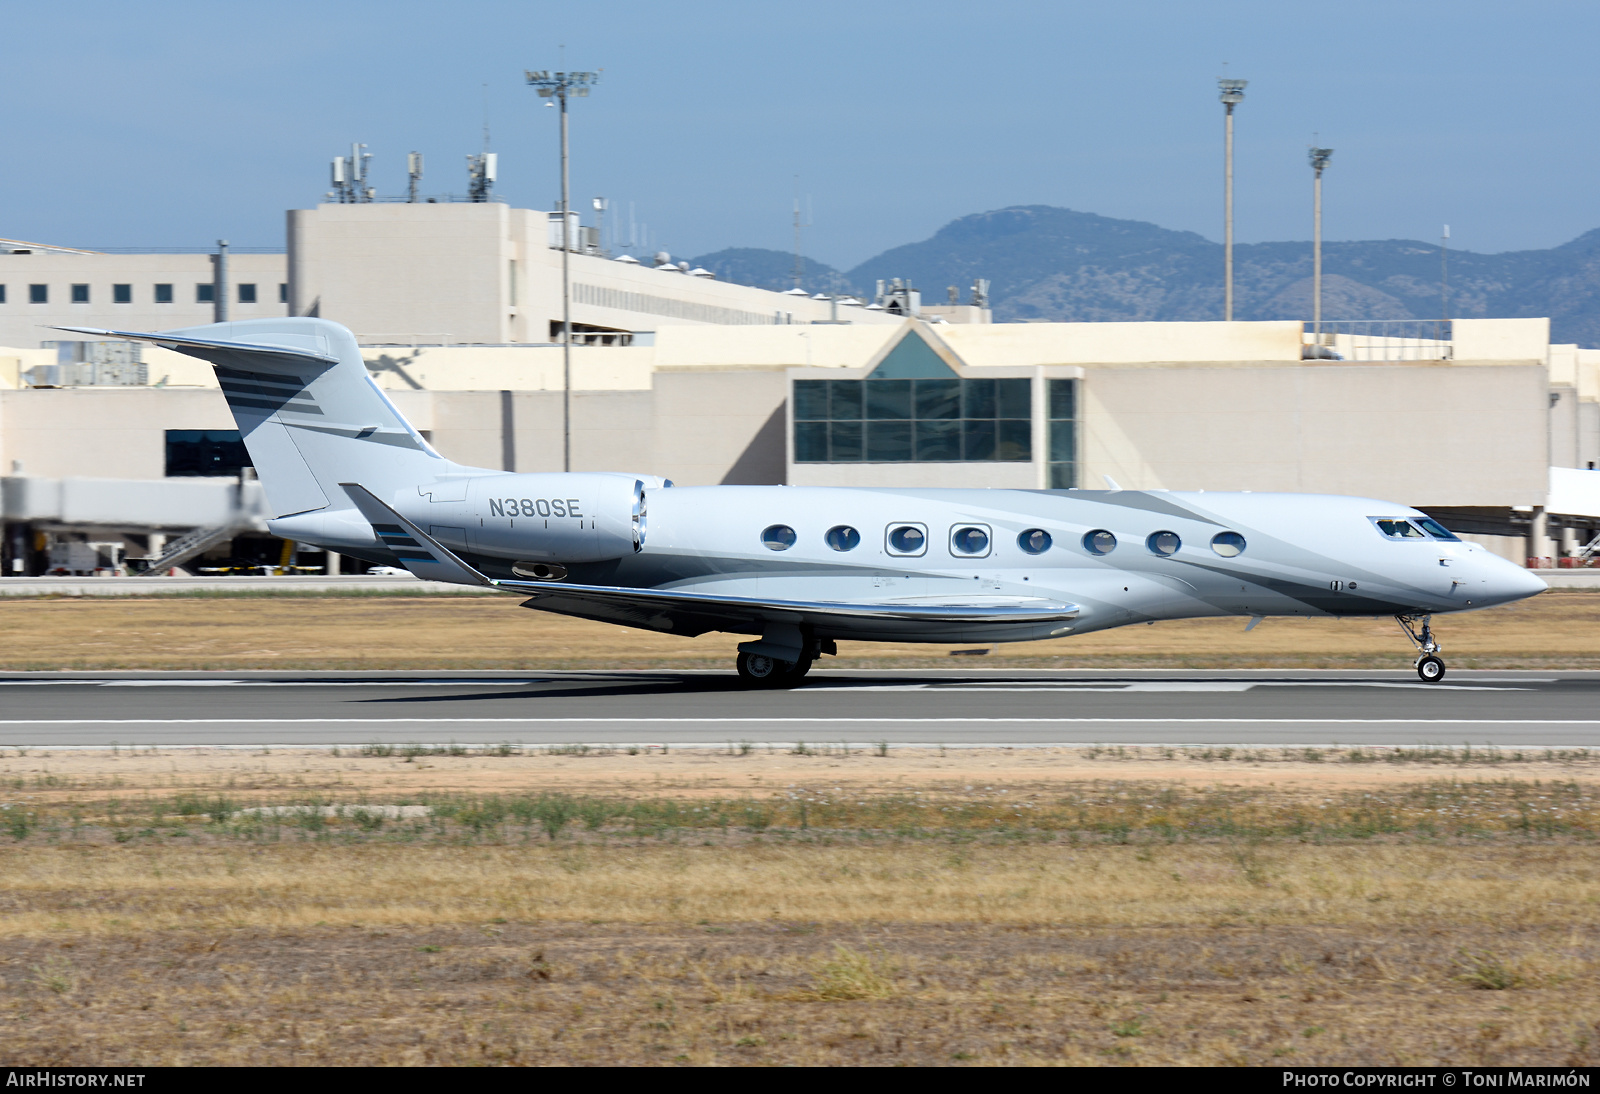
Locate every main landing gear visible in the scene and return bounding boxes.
[1396,614,1446,683]
[736,650,814,688]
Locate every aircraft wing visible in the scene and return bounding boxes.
[509,583,1079,627]
[340,482,1079,629]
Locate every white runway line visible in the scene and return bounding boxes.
[0,680,552,688]
[813,682,1534,693]
[2,717,1599,726]
[17,742,1600,753]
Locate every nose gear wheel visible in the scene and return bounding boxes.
[1396,614,1446,683]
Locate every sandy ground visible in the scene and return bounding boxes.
[6,745,1599,805]
[5,915,1599,1066]
[0,588,1595,670]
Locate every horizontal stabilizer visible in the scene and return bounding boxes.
[50,325,339,365]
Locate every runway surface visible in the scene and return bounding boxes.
[0,669,1597,748]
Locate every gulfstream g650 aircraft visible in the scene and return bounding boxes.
[61,317,1545,685]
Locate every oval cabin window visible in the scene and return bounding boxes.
[1082,529,1117,556]
[825,525,861,552]
[1018,529,1052,555]
[1210,532,1246,557]
[1147,531,1182,557]
[761,524,797,551]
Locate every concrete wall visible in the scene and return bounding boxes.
[0,253,287,348]
[1081,362,1549,506]
[0,387,233,479]
[941,320,1305,366]
[790,461,1041,489]
[286,203,898,345]
[0,319,1569,522]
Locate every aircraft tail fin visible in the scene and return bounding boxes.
[53,319,447,518]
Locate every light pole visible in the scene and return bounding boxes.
[526,67,599,473]
[214,239,230,323]
[1308,146,1333,338]
[1218,78,1247,321]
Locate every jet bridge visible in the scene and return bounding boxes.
[0,473,270,575]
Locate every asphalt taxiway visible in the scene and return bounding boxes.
[0,669,1596,749]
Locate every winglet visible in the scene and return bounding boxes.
[340,483,491,587]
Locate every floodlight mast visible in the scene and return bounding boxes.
[1218,78,1247,321]
[526,68,599,473]
[1308,146,1333,337]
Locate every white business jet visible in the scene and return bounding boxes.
[59,318,1545,686]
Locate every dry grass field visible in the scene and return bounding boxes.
[0,586,1595,670]
[3,589,1598,1064]
[4,747,1600,1065]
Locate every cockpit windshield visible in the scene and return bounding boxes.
[1371,516,1460,542]
[1375,519,1427,539]
[1413,517,1461,542]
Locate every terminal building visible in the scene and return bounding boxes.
[0,198,1597,577]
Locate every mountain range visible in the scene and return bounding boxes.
[690,205,1600,347]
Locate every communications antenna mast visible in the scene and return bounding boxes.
[791,182,812,291]
[406,152,423,202]
[467,152,497,201]
[329,142,373,203]
[1441,224,1451,324]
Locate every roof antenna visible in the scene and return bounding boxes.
[791,177,812,291]
[467,83,496,202]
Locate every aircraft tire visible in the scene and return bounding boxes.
[736,651,790,688]
[781,656,815,686]
[1416,655,1446,683]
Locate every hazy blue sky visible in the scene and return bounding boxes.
[4,0,1597,267]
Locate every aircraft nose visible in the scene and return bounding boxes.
[1479,557,1548,605]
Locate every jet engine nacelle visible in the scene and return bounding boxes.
[404,472,653,563]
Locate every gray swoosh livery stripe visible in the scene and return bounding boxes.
[1174,557,1431,615]
[288,422,427,450]
[1034,490,1225,526]
[225,396,325,416]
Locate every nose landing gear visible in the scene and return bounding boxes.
[1396,614,1445,682]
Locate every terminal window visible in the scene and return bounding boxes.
[195,283,215,304]
[278,283,288,303]
[0,286,6,304]
[237,283,257,304]
[71,284,89,303]
[154,283,173,303]
[29,285,47,304]
[165,430,251,478]
[1047,379,1078,489]
[113,284,132,304]
[794,376,1032,463]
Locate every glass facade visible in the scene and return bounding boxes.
[795,376,1032,463]
[165,430,250,477]
[1047,378,1078,488]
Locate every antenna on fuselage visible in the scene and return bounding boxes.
[1102,475,1123,491]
